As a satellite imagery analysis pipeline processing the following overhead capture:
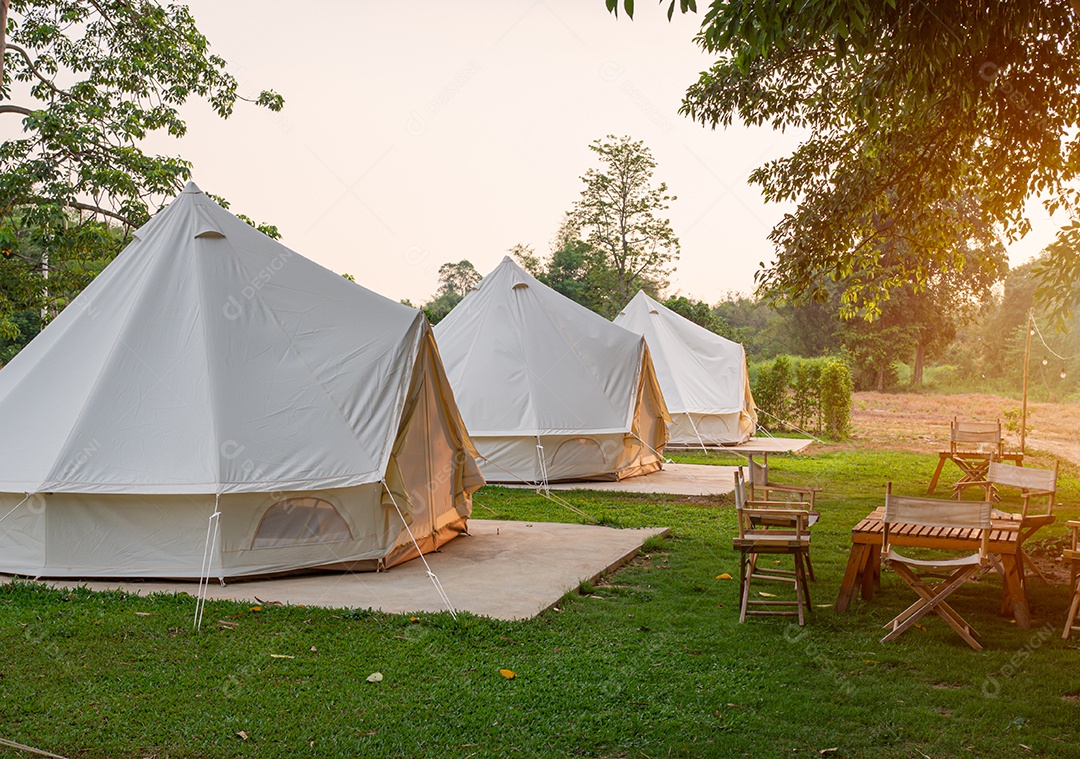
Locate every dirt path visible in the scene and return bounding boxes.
[845,391,1080,466]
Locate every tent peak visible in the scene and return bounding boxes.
[182,181,203,194]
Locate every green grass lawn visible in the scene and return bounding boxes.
[3,448,1080,757]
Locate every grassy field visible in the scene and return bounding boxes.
[3,448,1080,757]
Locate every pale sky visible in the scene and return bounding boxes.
[142,0,1057,306]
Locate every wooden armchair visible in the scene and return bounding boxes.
[881,484,995,650]
[927,418,1016,496]
[1063,521,1080,639]
[967,461,1057,583]
[746,457,821,579]
[731,468,813,625]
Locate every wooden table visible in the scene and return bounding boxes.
[833,507,1050,628]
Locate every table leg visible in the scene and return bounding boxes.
[864,544,881,598]
[927,455,947,494]
[999,554,1031,628]
[835,543,871,612]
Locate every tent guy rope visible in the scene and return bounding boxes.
[382,483,457,619]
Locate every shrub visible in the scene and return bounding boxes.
[750,355,853,440]
[820,359,854,439]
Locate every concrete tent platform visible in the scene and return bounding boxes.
[500,463,739,496]
[495,439,814,497]
[7,520,667,621]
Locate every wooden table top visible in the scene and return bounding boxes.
[851,507,1029,553]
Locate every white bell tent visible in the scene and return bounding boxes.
[0,182,484,580]
[614,291,757,446]
[434,257,670,483]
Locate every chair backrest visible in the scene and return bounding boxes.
[884,494,993,529]
[951,418,1002,447]
[748,458,768,487]
[987,461,1056,492]
[883,484,992,557]
[987,461,1057,516]
[733,467,748,538]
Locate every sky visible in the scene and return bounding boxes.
[140,0,1061,307]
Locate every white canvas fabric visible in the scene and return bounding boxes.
[434,257,670,482]
[614,291,757,445]
[0,182,483,578]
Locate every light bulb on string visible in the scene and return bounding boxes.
[1061,365,1068,380]
[1042,355,1049,366]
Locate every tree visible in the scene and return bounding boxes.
[417,260,481,324]
[513,239,623,318]
[436,260,481,300]
[608,1,1080,320]
[566,135,680,309]
[662,295,734,339]
[1,0,282,346]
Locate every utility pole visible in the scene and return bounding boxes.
[1021,307,1033,455]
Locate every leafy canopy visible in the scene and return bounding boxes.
[0,0,283,349]
[609,1,1080,320]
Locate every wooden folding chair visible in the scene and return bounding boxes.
[880,485,994,650]
[968,461,1057,583]
[1062,520,1080,640]
[926,418,1005,496]
[746,457,821,580]
[731,468,812,626]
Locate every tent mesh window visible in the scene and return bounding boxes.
[251,497,353,549]
[550,438,607,470]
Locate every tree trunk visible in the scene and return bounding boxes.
[875,366,885,392]
[913,341,925,385]
[0,0,9,86]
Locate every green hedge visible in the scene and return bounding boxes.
[750,355,853,439]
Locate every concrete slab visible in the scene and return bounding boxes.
[499,463,738,497]
[9,519,667,621]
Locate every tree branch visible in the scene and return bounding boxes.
[0,104,32,116]
[6,43,77,102]
[19,196,139,228]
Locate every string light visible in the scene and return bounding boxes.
[1062,365,1068,380]
[1042,356,1049,366]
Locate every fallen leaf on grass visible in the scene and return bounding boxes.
[310,646,317,653]
[254,597,282,606]
[758,591,776,598]
[270,654,294,659]
[409,616,420,623]
[217,620,238,630]
[816,603,832,608]
[716,573,732,580]
[237,731,249,741]
[819,749,838,756]
[366,672,383,683]
[134,612,153,617]
[249,606,262,612]
[862,659,878,665]
[499,669,516,679]
[914,624,927,631]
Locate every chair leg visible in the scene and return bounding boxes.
[739,550,750,623]
[805,549,816,582]
[882,563,982,649]
[1063,576,1080,640]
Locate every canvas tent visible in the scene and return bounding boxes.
[434,257,670,483]
[614,291,757,446]
[0,182,483,580]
